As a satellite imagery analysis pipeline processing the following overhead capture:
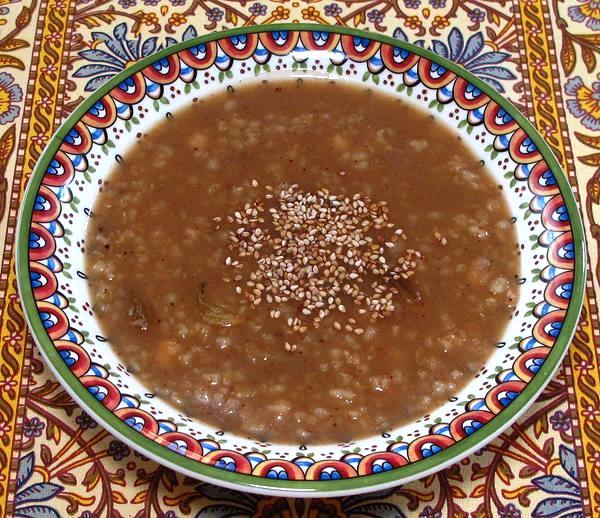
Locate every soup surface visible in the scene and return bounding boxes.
[86,79,520,444]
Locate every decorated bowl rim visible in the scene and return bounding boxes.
[15,23,586,497]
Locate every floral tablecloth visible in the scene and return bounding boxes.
[0,0,599,516]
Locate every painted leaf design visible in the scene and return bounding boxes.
[478,75,504,93]
[533,412,548,437]
[431,40,449,59]
[581,45,596,73]
[468,51,510,67]
[560,36,576,76]
[353,11,365,27]
[579,153,600,166]
[12,505,61,518]
[141,37,158,57]
[496,457,514,484]
[113,21,128,39]
[78,48,125,66]
[0,54,25,69]
[91,24,125,52]
[84,74,115,92]
[226,9,238,25]
[0,124,16,170]
[46,420,60,444]
[0,39,28,51]
[82,463,101,491]
[112,491,127,504]
[57,473,76,485]
[159,469,178,492]
[532,497,582,517]
[470,484,486,498]
[559,445,579,482]
[519,465,540,478]
[73,64,122,78]
[126,37,140,60]
[16,452,34,489]
[543,437,554,459]
[131,490,147,504]
[448,27,464,62]
[461,33,484,63]
[532,475,581,496]
[392,28,409,42]
[15,5,31,28]
[14,483,63,504]
[40,444,52,466]
[182,26,198,41]
[587,175,600,204]
[471,65,516,80]
[450,485,467,498]
[575,132,600,150]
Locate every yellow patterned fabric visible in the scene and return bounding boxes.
[0,1,599,516]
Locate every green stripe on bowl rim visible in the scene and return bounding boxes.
[15,23,586,497]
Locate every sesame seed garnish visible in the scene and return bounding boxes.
[221,184,421,334]
[284,341,297,352]
[434,231,448,246]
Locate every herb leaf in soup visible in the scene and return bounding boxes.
[199,295,242,327]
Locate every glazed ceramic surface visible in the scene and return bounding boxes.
[15,24,585,497]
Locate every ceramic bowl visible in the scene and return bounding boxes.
[16,24,585,497]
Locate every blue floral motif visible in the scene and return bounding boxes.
[206,7,224,22]
[564,77,600,131]
[23,417,45,437]
[13,452,63,518]
[367,8,385,24]
[0,72,23,124]
[549,410,572,431]
[324,3,342,17]
[74,23,198,92]
[468,8,486,23]
[393,27,516,92]
[107,439,131,460]
[567,0,600,31]
[531,445,584,517]
[249,2,267,16]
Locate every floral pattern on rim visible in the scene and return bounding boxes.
[0,72,22,124]
[565,76,600,131]
[393,27,517,93]
[18,26,583,488]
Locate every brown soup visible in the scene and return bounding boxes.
[86,79,520,444]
